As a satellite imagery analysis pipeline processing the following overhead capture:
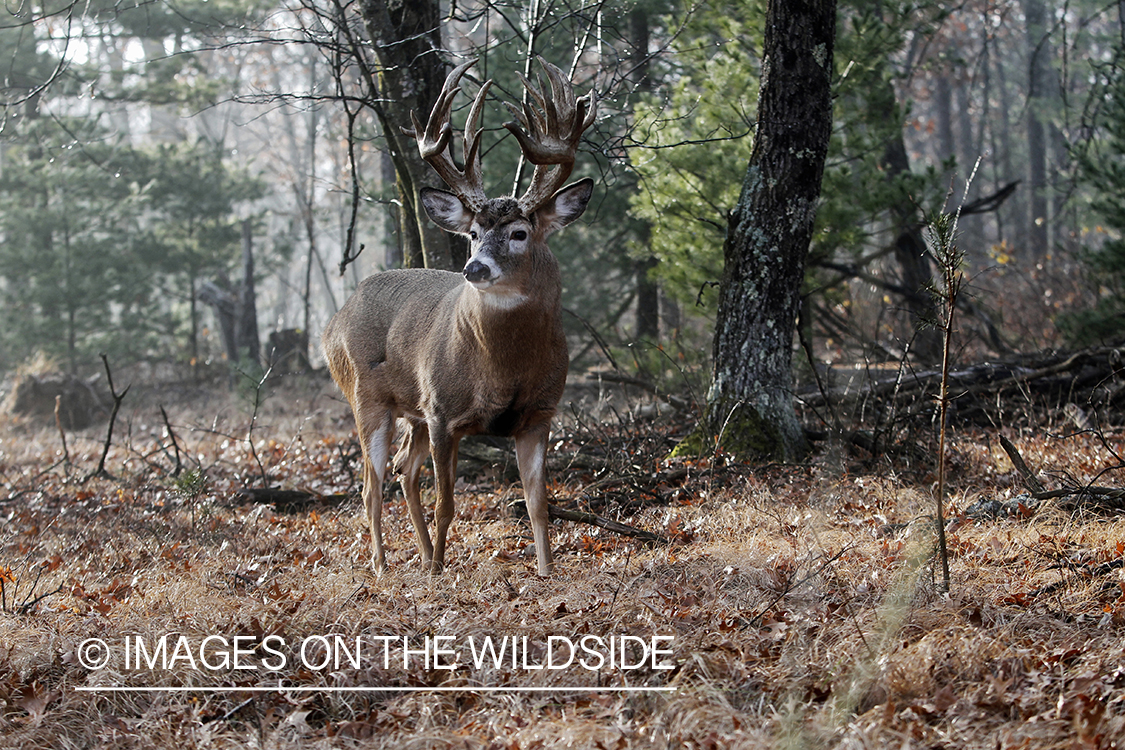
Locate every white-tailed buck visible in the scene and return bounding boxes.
[322,57,596,576]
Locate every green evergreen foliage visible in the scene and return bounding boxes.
[0,119,150,372]
[0,121,265,372]
[816,5,946,261]
[0,2,269,374]
[1063,58,1125,345]
[628,2,764,311]
[86,0,272,108]
[94,0,271,40]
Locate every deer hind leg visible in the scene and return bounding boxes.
[427,426,460,574]
[357,405,394,574]
[393,418,434,568]
[515,423,554,576]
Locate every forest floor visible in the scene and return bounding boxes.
[1,371,1123,749]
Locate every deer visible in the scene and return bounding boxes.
[322,57,596,577]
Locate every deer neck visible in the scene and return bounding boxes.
[454,257,561,360]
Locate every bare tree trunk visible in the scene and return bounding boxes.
[992,32,1018,248]
[189,277,200,373]
[198,278,239,367]
[877,65,942,363]
[956,74,985,264]
[301,57,318,345]
[237,220,260,368]
[630,6,659,341]
[381,150,403,269]
[956,82,976,183]
[1024,0,1054,259]
[635,253,659,340]
[357,0,461,271]
[935,73,955,168]
[199,224,260,374]
[697,0,836,462]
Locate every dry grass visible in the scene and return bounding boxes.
[1,376,1123,749]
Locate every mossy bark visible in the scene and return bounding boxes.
[688,0,835,463]
[675,394,808,463]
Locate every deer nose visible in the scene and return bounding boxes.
[463,259,493,284]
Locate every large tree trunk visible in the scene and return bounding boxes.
[237,220,260,368]
[991,33,1017,248]
[884,129,943,363]
[630,6,660,341]
[1023,0,1057,259]
[934,73,955,167]
[698,0,836,462]
[357,0,465,271]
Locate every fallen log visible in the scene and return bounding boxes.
[800,346,1125,410]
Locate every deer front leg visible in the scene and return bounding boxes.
[428,427,460,574]
[393,418,434,568]
[515,423,553,576]
[357,406,394,574]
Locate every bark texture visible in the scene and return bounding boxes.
[701,0,836,462]
[358,0,465,271]
[1023,0,1062,259]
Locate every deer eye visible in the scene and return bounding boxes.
[469,231,478,241]
[511,230,527,241]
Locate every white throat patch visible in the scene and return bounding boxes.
[478,287,529,310]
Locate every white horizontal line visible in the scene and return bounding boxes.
[75,685,677,694]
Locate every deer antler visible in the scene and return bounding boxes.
[402,59,491,212]
[504,56,597,214]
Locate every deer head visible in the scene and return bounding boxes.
[403,57,596,287]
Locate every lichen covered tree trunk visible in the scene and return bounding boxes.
[700,0,836,462]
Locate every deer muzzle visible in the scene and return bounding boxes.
[463,258,495,285]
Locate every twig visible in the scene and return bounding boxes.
[999,435,1125,510]
[0,567,11,611]
[550,505,666,544]
[210,696,256,724]
[584,371,691,411]
[511,501,666,544]
[999,435,1045,494]
[742,545,857,631]
[87,353,130,482]
[929,192,970,594]
[18,583,64,615]
[1032,485,1125,510]
[564,306,620,370]
[159,406,185,477]
[54,395,71,472]
[239,364,274,489]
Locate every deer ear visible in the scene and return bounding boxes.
[421,187,474,234]
[535,178,593,236]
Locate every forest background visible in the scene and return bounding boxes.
[4,0,1125,387]
[4,0,1125,748]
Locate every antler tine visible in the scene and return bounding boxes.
[461,75,491,193]
[504,56,597,214]
[401,59,490,212]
